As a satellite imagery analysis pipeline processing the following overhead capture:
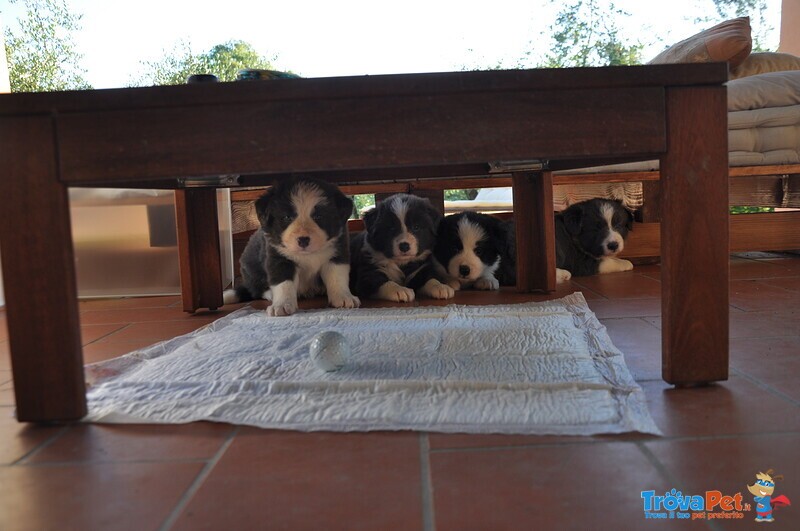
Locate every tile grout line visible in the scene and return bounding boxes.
[158,426,240,531]
[633,440,683,489]
[569,282,607,301]
[635,442,719,531]
[10,425,71,466]
[755,279,800,295]
[731,333,800,340]
[637,316,663,331]
[84,323,133,345]
[428,430,800,454]
[11,457,211,468]
[419,433,436,531]
[430,438,638,454]
[80,317,222,327]
[728,301,753,313]
[729,367,800,408]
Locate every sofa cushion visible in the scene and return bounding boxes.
[730,52,800,79]
[727,70,800,111]
[648,17,752,67]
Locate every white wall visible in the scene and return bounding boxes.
[780,0,800,54]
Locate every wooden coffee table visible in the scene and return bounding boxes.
[0,64,729,422]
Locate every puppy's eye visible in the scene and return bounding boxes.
[410,224,422,232]
[282,215,293,223]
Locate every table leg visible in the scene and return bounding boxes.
[175,189,224,312]
[660,86,729,385]
[512,170,556,292]
[0,116,86,421]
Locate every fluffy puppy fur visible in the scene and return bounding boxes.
[350,194,455,302]
[224,177,360,316]
[555,198,634,281]
[433,212,516,291]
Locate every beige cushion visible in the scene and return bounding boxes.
[649,17,752,67]
[730,52,800,79]
[727,70,800,111]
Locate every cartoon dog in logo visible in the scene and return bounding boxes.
[747,469,791,522]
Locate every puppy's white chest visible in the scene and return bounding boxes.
[294,246,336,296]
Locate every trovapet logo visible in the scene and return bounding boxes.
[641,489,749,520]
[641,468,792,522]
[747,469,791,523]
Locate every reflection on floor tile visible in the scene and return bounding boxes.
[0,462,203,531]
[171,430,424,531]
[24,423,234,464]
[430,442,670,530]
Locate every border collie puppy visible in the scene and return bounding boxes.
[350,194,455,302]
[223,177,360,316]
[555,198,634,281]
[433,212,515,291]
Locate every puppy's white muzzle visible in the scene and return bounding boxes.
[447,251,485,283]
[602,231,624,256]
[392,233,419,262]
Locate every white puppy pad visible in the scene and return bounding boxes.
[84,293,660,436]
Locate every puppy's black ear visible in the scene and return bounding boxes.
[486,215,510,254]
[610,200,634,232]
[254,188,275,228]
[362,205,379,231]
[625,207,635,232]
[333,191,355,225]
[562,203,583,236]
[420,197,443,232]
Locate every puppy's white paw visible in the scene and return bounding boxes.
[378,282,416,303]
[556,268,572,283]
[421,279,456,300]
[261,289,273,301]
[617,258,634,272]
[446,278,462,291]
[598,257,634,274]
[328,291,361,309]
[267,299,298,316]
[222,289,239,305]
[473,276,500,291]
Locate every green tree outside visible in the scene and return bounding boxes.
[539,0,643,68]
[707,0,772,51]
[3,0,91,92]
[131,40,281,86]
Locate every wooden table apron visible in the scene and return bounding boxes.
[0,65,730,422]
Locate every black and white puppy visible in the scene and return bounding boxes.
[433,212,515,291]
[555,198,634,281]
[350,193,455,302]
[223,177,360,316]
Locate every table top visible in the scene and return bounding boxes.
[0,64,728,189]
[0,63,727,115]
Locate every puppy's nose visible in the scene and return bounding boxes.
[297,236,311,249]
[607,241,619,252]
[459,265,470,277]
[398,242,411,253]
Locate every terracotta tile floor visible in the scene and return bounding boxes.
[1,253,799,530]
